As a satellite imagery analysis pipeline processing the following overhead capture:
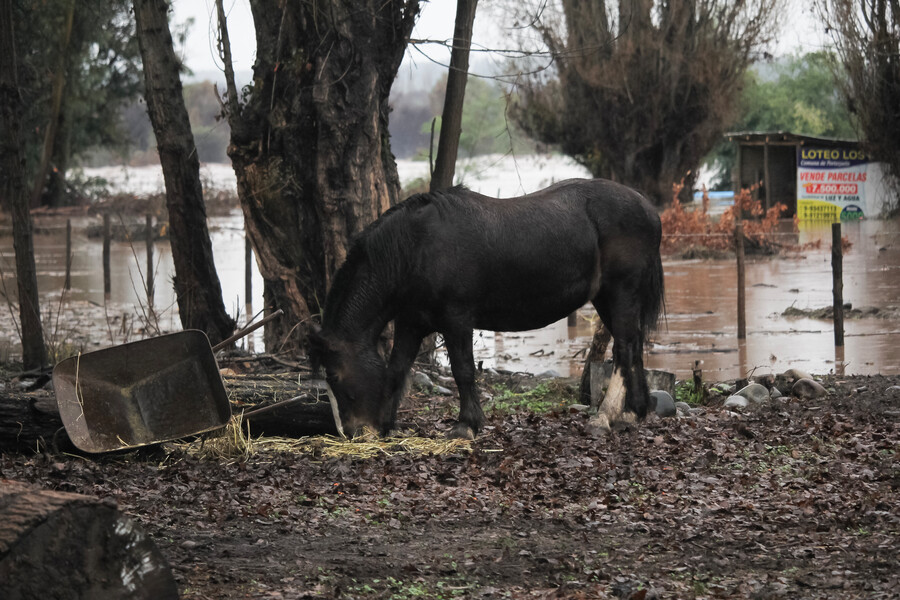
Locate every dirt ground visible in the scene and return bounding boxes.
[2,365,899,599]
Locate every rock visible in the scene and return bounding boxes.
[886,385,900,395]
[675,401,692,415]
[735,383,770,404]
[411,371,433,390]
[753,373,775,389]
[792,378,827,400]
[537,369,561,379]
[433,385,453,396]
[568,404,591,413]
[724,395,749,409]
[782,368,813,381]
[485,367,500,376]
[769,387,783,399]
[650,391,677,417]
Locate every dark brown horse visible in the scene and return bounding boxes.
[310,179,664,438]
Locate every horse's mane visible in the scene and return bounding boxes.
[322,186,469,331]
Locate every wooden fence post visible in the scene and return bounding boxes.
[102,213,111,300]
[245,234,254,352]
[832,222,844,347]
[63,218,71,291]
[146,214,154,308]
[735,221,746,339]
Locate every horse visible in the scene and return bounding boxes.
[309,178,665,439]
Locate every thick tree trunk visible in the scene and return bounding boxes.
[0,481,178,599]
[430,0,478,191]
[220,0,420,352]
[133,0,236,346]
[0,0,46,370]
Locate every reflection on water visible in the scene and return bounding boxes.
[0,212,264,353]
[1,213,898,381]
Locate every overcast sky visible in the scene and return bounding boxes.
[173,1,832,83]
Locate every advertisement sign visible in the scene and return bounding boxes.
[797,146,868,221]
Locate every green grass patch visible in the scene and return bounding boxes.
[486,381,577,415]
[675,379,705,406]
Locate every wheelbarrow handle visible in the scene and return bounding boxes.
[212,309,284,352]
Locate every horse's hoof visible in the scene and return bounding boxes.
[447,423,476,440]
[617,411,637,425]
[586,414,611,438]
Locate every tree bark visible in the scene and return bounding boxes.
[430,0,478,192]
[0,481,178,599]
[580,323,612,405]
[133,0,236,346]
[0,0,47,370]
[218,0,420,352]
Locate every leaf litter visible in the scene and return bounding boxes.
[2,371,899,599]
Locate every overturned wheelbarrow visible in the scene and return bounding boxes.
[53,310,282,453]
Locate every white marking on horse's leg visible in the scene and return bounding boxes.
[603,368,627,424]
[324,382,347,439]
[587,413,611,434]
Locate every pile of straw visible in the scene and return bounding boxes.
[177,416,472,462]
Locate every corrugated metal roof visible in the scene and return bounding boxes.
[725,131,859,146]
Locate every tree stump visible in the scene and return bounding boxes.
[0,480,178,599]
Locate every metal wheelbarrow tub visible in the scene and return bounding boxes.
[54,330,231,453]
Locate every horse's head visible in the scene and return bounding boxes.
[309,325,387,437]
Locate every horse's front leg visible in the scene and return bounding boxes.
[379,320,424,435]
[444,328,484,439]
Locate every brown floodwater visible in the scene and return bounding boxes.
[470,218,900,380]
[1,214,898,381]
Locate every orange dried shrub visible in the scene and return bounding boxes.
[659,181,724,254]
[660,181,792,255]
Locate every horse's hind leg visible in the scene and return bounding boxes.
[443,328,484,439]
[591,283,649,430]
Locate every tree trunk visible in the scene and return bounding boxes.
[580,323,612,405]
[0,0,47,370]
[133,0,236,346]
[219,0,420,352]
[0,481,178,599]
[29,0,74,209]
[430,0,478,191]
[45,104,71,207]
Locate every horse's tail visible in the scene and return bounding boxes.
[640,240,666,345]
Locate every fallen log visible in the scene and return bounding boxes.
[0,480,178,599]
[0,375,337,453]
[225,375,338,437]
[0,392,71,453]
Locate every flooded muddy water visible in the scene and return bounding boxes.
[472,218,900,380]
[1,161,898,381]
